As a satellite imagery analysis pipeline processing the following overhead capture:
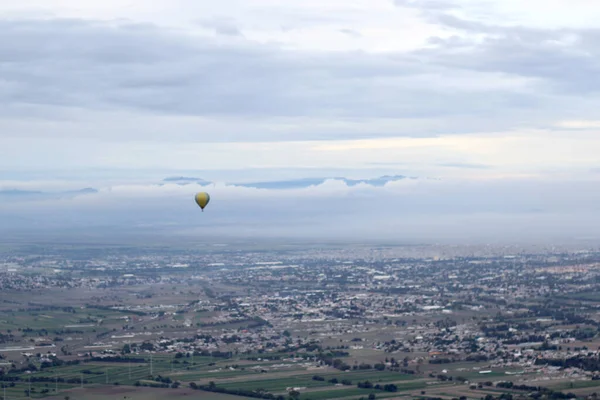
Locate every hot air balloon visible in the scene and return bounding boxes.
[194,192,210,212]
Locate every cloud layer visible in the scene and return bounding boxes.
[2,176,600,244]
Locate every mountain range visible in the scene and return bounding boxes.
[0,188,98,200]
[0,175,414,202]
[162,175,413,189]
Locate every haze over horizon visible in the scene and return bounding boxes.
[2,0,600,244]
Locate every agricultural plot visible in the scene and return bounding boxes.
[43,386,256,399]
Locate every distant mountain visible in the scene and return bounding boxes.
[234,175,412,190]
[235,178,330,190]
[0,189,44,197]
[160,175,412,189]
[0,187,98,201]
[66,188,98,195]
[162,177,212,186]
[343,175,411,187]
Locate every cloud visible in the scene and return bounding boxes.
[436,162,492,169]
[2,18,416,120]
[0,187,98,202]
[2,176,600,244]
[196,17,243,37]
[3,0,600,220]
[1,9,598,155]
[400,8,600,97]
[555,120,600,129]
[338,28,361,38]
[394,0,459,12]
[390,0,600,108]
[0,16,575,141]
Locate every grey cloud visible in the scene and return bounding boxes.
[0,187,98,202]
[407,11,600,96]
[215,25,242,36]
[394,0,600,95]
[429,13,498,33]
[435,36,599,95]
[196,17,243,37]
[339,29,361,37]
[1,14,599,146]
[0,17,558,132]
[393,0,459,11]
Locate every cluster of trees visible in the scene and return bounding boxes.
[85,304,147,316]
[81,369,103,375]
[329,358,351,371]
[24,387,54,396]
[7,375,88,384]
[247,356,282,361]
[190,382,284,400]
[530,307,599,328]
[482,391,576,400]
[134,380,171,389]
[6,359,75,374]
[429,358,453,364]
[294,342,321,352]
[195,316,270,329]
[317,354,351,371]
[193,350,233,358]
[311,376,352,386]
[433,374,455,382]
[356,381,398,392]
[149,374,178,387]
[23,304,77,313]
[357,395,377,400]
[496,382,541,391]
[40,356,81,370]
[88,356,145,363]
[0,332,15,344]
[465,354,488,362]
[493,382,576,399]
[535,355,600,371]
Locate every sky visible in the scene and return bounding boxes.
[2,0,600,244]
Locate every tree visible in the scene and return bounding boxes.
[374,363,385,371]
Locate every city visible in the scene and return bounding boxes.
[1,242,600,400]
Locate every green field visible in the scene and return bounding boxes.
[548,379,600,391]
[43,386,259,399]
[0,352,433,400]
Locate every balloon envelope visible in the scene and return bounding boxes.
[195,192,210,210]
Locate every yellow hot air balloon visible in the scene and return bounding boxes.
[194,192,210,212]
